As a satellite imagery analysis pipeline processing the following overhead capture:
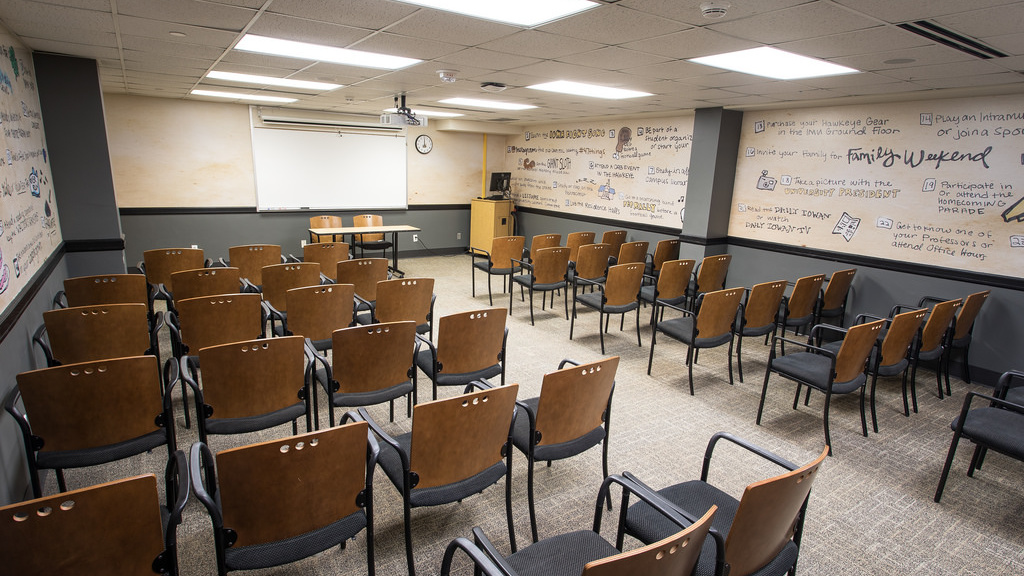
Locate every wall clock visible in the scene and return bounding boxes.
[415,134,433,154]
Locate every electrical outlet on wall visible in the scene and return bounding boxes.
[457,232,462,240]
[301,240,307,247]
[412,234,419,243]
[191,244,198,249]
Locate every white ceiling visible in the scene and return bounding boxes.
[2,0,1023,123]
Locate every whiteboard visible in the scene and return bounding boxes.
[251,126,407,211]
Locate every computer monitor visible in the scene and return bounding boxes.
[489,172,511,193]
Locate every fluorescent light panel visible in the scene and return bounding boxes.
[207,71,341,91]
[689,47,859,80]
[384,107,463,117]
[191,89,297,103]
[439,97,537,111]
[395,0,597,27]
[235,34,421,70]
[528,80,652,99]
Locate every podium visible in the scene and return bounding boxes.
[470,198,513,253]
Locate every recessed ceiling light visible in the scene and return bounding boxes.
[190,89,297,103]
[235,34,421,70]
[690,47,859,80]
[527,80,652,99]
[394,0,597,27]
[168,31,187,38]
[439,97,537,110]
[384,107,463,117]
[206,71,342,91]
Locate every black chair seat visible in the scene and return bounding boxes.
[376,432,508,507]
[505,529,619,576]
[625,480,798,576]
[954,407,1024,458]
[512,275,565,292]
[474,262,516,275]
[36,428,168,470]
[658,316,733,348]
[225,511,367,571]
[771,352,865,394]
[1007,388,1024,405]
[414,348,502,387]
[511,397,605,462]
[575,292,635,314]
[204,402,307,436]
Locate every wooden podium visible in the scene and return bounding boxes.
[470,198,513,253]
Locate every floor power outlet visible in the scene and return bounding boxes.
[412,234,419,243]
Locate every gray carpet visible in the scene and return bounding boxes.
[33,254,1023,575]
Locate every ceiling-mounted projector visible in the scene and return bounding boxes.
[383,93,422,126]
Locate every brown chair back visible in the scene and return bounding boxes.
[650,239,681,274]
[174,293,263,354]
[920,299,961,354]
[303,242,350,280]
[601,230,627,259]
[953,290,989,340]
[63,274,148,307]
[834,320,884,383]
[309,215,343,242]
[285,284,355,341]
[336,258,389,302]
[655,259,696,301]
[880,309,927,368]
[617,241,649,265]
[199,336,306,420]
[228,244,281,286]
[574,243,612,281]
[530,233,562,255]
[332,321,416,395]
[821,269,856,311]
[353,213,384,243]
[530,247,571,285]
[584,505,716,576]
[435,309,506,375]
[374,278,434,328]
[566,231,596,262]
[260,262,321,312]
[170,267,241,301]
[215,421,368,547]
[744,281,787,331]
[535,356,618,447]
[787,274,825,320]
[695,254,731,294]
[488,236,525,270]
[16,355,163,453]
[43,303,151,364]
[0,474,166,575]
[142,247,204,292]
[409,384,518,489]
[696,288,744,340]
[604,263,645,307]
[724,447,828,576]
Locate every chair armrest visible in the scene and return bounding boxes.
[465,378,498,393]
[557,358,582,369]
[853,312,888,325]
[510,257,532,271]
[163,449,191,554]
[809,323,847,341]
[889,303,920,316]
[31,322,56,366]
[350,407,403,452]
[52,291,67,309]
[601,473,717,551]
[473,527,519,575]
[955,392,1024,434]
[995,370,1024,399]
[240,278,260,293]
[576,276,605,290]
[918,295,947,307]
[657,300,696,318]
[700,432,800,482]
[189,442,224,528]
[162,357,181,415]
[440,534,510,576]
[770,334,836,360]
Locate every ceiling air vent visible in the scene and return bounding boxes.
[897,21,1008,59]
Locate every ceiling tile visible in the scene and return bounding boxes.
[382,10,519,46]
[933,5,1024,40]
[778,26,931,59]
[348,31,463,60]
[537,4,685,44]
[621,27,758,60]
[265,0,418,30]
[557,46,672,70]
[832,0,1019,23]
[115,0,256,30]
[616,0,810,26]
[478,30,605,60]
[707,2,880,44]
[246,13,373,47]
[436,48,542,72]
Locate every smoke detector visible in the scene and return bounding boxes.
[437,69,458,83]
[700,2,730,19]
[480,81,507,93]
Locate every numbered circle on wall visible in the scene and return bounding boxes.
[415,134,433,154]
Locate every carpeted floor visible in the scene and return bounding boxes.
[37,254,1023,575]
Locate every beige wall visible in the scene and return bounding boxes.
[104,94,507,208]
